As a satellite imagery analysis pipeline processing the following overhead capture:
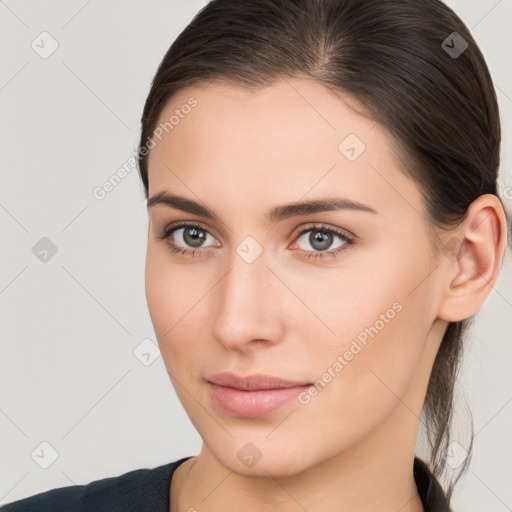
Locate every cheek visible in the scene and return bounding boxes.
[144,244,214,365]
[298,248,433,423]
[317,303,428,449]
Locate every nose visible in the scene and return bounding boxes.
[211,243,284,351]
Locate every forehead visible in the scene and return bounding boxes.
[146,78,422,223]
[150,78,378,161]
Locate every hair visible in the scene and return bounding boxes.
[136,0,510,504]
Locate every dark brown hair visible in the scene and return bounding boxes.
[137,0,509,503]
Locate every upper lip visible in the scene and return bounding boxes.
[207,372,311,391]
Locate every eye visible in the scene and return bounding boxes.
[158,222,355,260]
[158,222,219,257]
[292,224,355,260]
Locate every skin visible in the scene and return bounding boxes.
[143,77,507,512]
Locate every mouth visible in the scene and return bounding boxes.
[207,372,313,418]
[207,371,311,391]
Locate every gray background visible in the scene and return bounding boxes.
[1,1,511,510]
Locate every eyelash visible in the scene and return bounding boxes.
[157,222,355,260]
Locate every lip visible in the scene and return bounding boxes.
[207,372,311,390]
[207,372,313,418]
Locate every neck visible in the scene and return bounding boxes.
[172,406,425,512]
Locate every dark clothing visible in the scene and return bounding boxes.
[1,456,451,511]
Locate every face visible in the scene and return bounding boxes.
[144,78,445,477]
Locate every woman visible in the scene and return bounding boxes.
[2,0,509,511]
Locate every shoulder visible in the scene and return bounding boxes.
[0,459,189,512]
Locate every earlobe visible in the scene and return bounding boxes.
[437,194,508,322]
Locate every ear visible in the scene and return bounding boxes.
[436,194,508,323]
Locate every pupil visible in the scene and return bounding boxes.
[184,228,206,248]
[311,230,331,251]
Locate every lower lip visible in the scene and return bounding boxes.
[207,382,312,418]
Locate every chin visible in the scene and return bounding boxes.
[210,439,319,479]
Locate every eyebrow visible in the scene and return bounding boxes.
[147,191,377,223]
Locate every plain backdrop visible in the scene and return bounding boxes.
[1,0,511,510]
